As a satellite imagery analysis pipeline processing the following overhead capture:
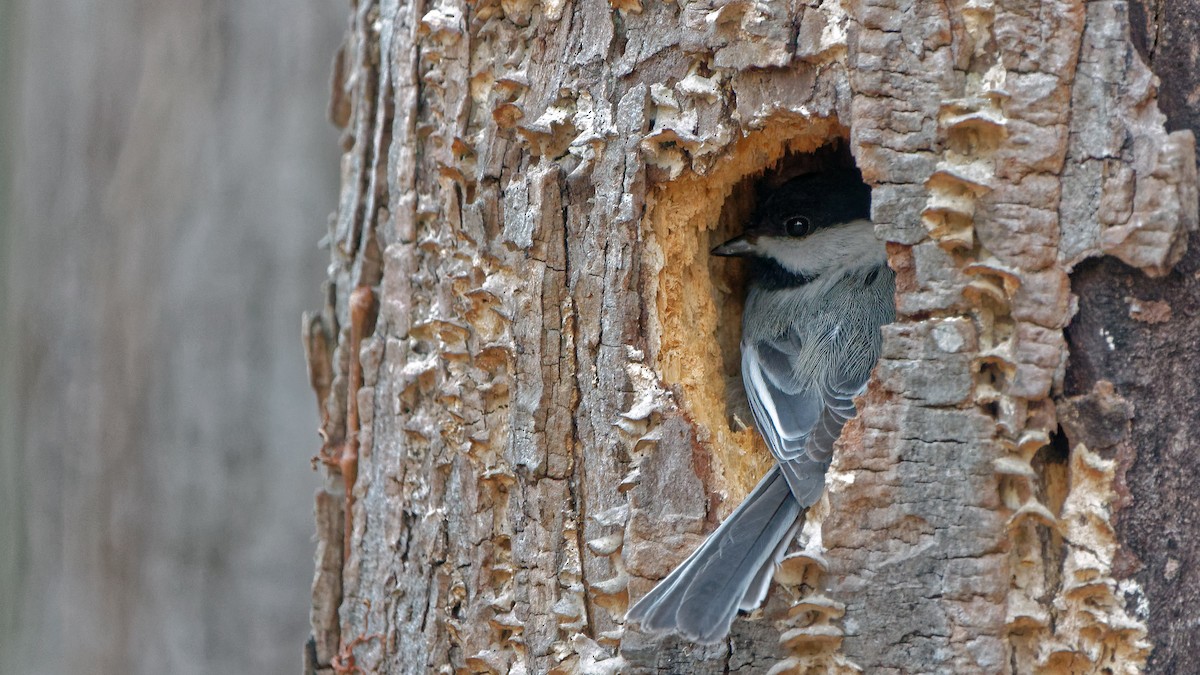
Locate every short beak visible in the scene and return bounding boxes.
[711,234,757,257]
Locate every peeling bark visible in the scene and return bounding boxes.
[306,0,1197,672]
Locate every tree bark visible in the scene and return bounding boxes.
[307,0,1197,673]
[1060,2,1200,673]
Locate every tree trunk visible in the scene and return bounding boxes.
[306,0,1197,672]
[1061,2,1200,673]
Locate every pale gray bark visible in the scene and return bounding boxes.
[310,0,1197,673]
[0,1,342,673]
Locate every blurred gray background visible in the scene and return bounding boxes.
[0,1,344,673]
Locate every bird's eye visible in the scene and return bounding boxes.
[784,215,811,237]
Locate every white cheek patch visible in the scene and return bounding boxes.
[762,219,883,277]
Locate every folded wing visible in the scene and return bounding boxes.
[742,331,869,506]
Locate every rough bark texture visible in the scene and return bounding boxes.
[1061,2,1200,673]
[0,1,342,673]
[308,0,1196,673]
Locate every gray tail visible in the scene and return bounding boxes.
[625,466,804,644]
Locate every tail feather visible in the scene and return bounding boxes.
[739,515,803,611]
[626,467,803,644]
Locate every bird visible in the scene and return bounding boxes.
[625,168,895,644]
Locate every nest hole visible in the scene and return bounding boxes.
[646,123,870,502]
[707,141,864,432]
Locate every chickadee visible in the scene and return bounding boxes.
[626,169,895,644]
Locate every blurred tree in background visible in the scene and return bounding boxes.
[0,1,343,672]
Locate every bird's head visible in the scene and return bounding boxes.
[712,169,879,281]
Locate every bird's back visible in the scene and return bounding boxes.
[740,261,895,505]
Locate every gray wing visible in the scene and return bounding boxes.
[742,334,868,506]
